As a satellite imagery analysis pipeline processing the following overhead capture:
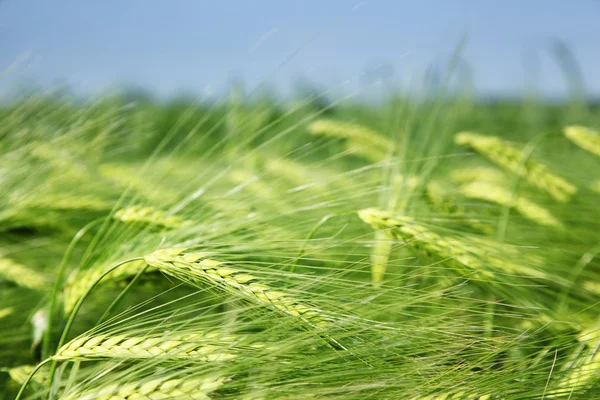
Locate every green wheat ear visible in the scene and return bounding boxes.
[4,365,48,386]
[143,248,333,329]
[307,119,392,152]
[563,125,600,158]
[53,332,241,362]
[0,307,13,319]
[60,375,227,400]
[63,259,149,313]
[113,205,190,229]
[358,207,550,281]
[455,131,576,202]
[0,257,49,290]
[460,181,565,229]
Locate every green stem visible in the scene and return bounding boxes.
[42,218,106,359]
[15,358,52,400]
[97,263,149,325]
[290,211,353,273]
[497,133,549,243]
[557,243,600,312]
[44,256,143,399]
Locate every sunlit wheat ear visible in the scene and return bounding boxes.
[61,375,227,400]
[63,260,149,313]
[455,131,576,202]
[344,140,388,162]
[0,307,13,319]
[449,166,507,185]
[358,208,550,280]
[4,365,47,386]
[583,281,600,296]
[307,119,392,151]
[460,181,565,229]
[53,332,243,362]
[0,257,49,290]
[564,125,600,158]
[113,205,190,229]
[359,208,489,279]
[144,248,332,329]
[12,195,111,212]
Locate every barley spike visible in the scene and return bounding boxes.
[0,257,49,290]
[564,125,600,158]
[455,131,576,202]
[53,332,239,362]
[60,375,226,400]
[144,248,331,329]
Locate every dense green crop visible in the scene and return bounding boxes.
[1,91,599,399]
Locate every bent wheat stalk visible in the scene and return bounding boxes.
[63,259,150,313]
[144,248,332,329]
[358,208,550,280]
[44,257,144,400]
[455,131,576,202]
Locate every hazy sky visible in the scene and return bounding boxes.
[0,1,599,99]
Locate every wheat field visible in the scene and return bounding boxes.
[0,90,599,399]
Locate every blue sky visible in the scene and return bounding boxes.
[0,1,599,99]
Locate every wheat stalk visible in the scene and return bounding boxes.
[564,125,600,158]
[53,332,241,362]
[307,119,392,150]
[455,131,576,202]
[0,257,49,290]
[63,260,149,313]
[5,365,47,386]
[460,181,564,229]
[60,375,227,400]
[113,205,190,229]
[358,208,550,280]
[144,248,331,329]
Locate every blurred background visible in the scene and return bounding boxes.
[0,0,599,102]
